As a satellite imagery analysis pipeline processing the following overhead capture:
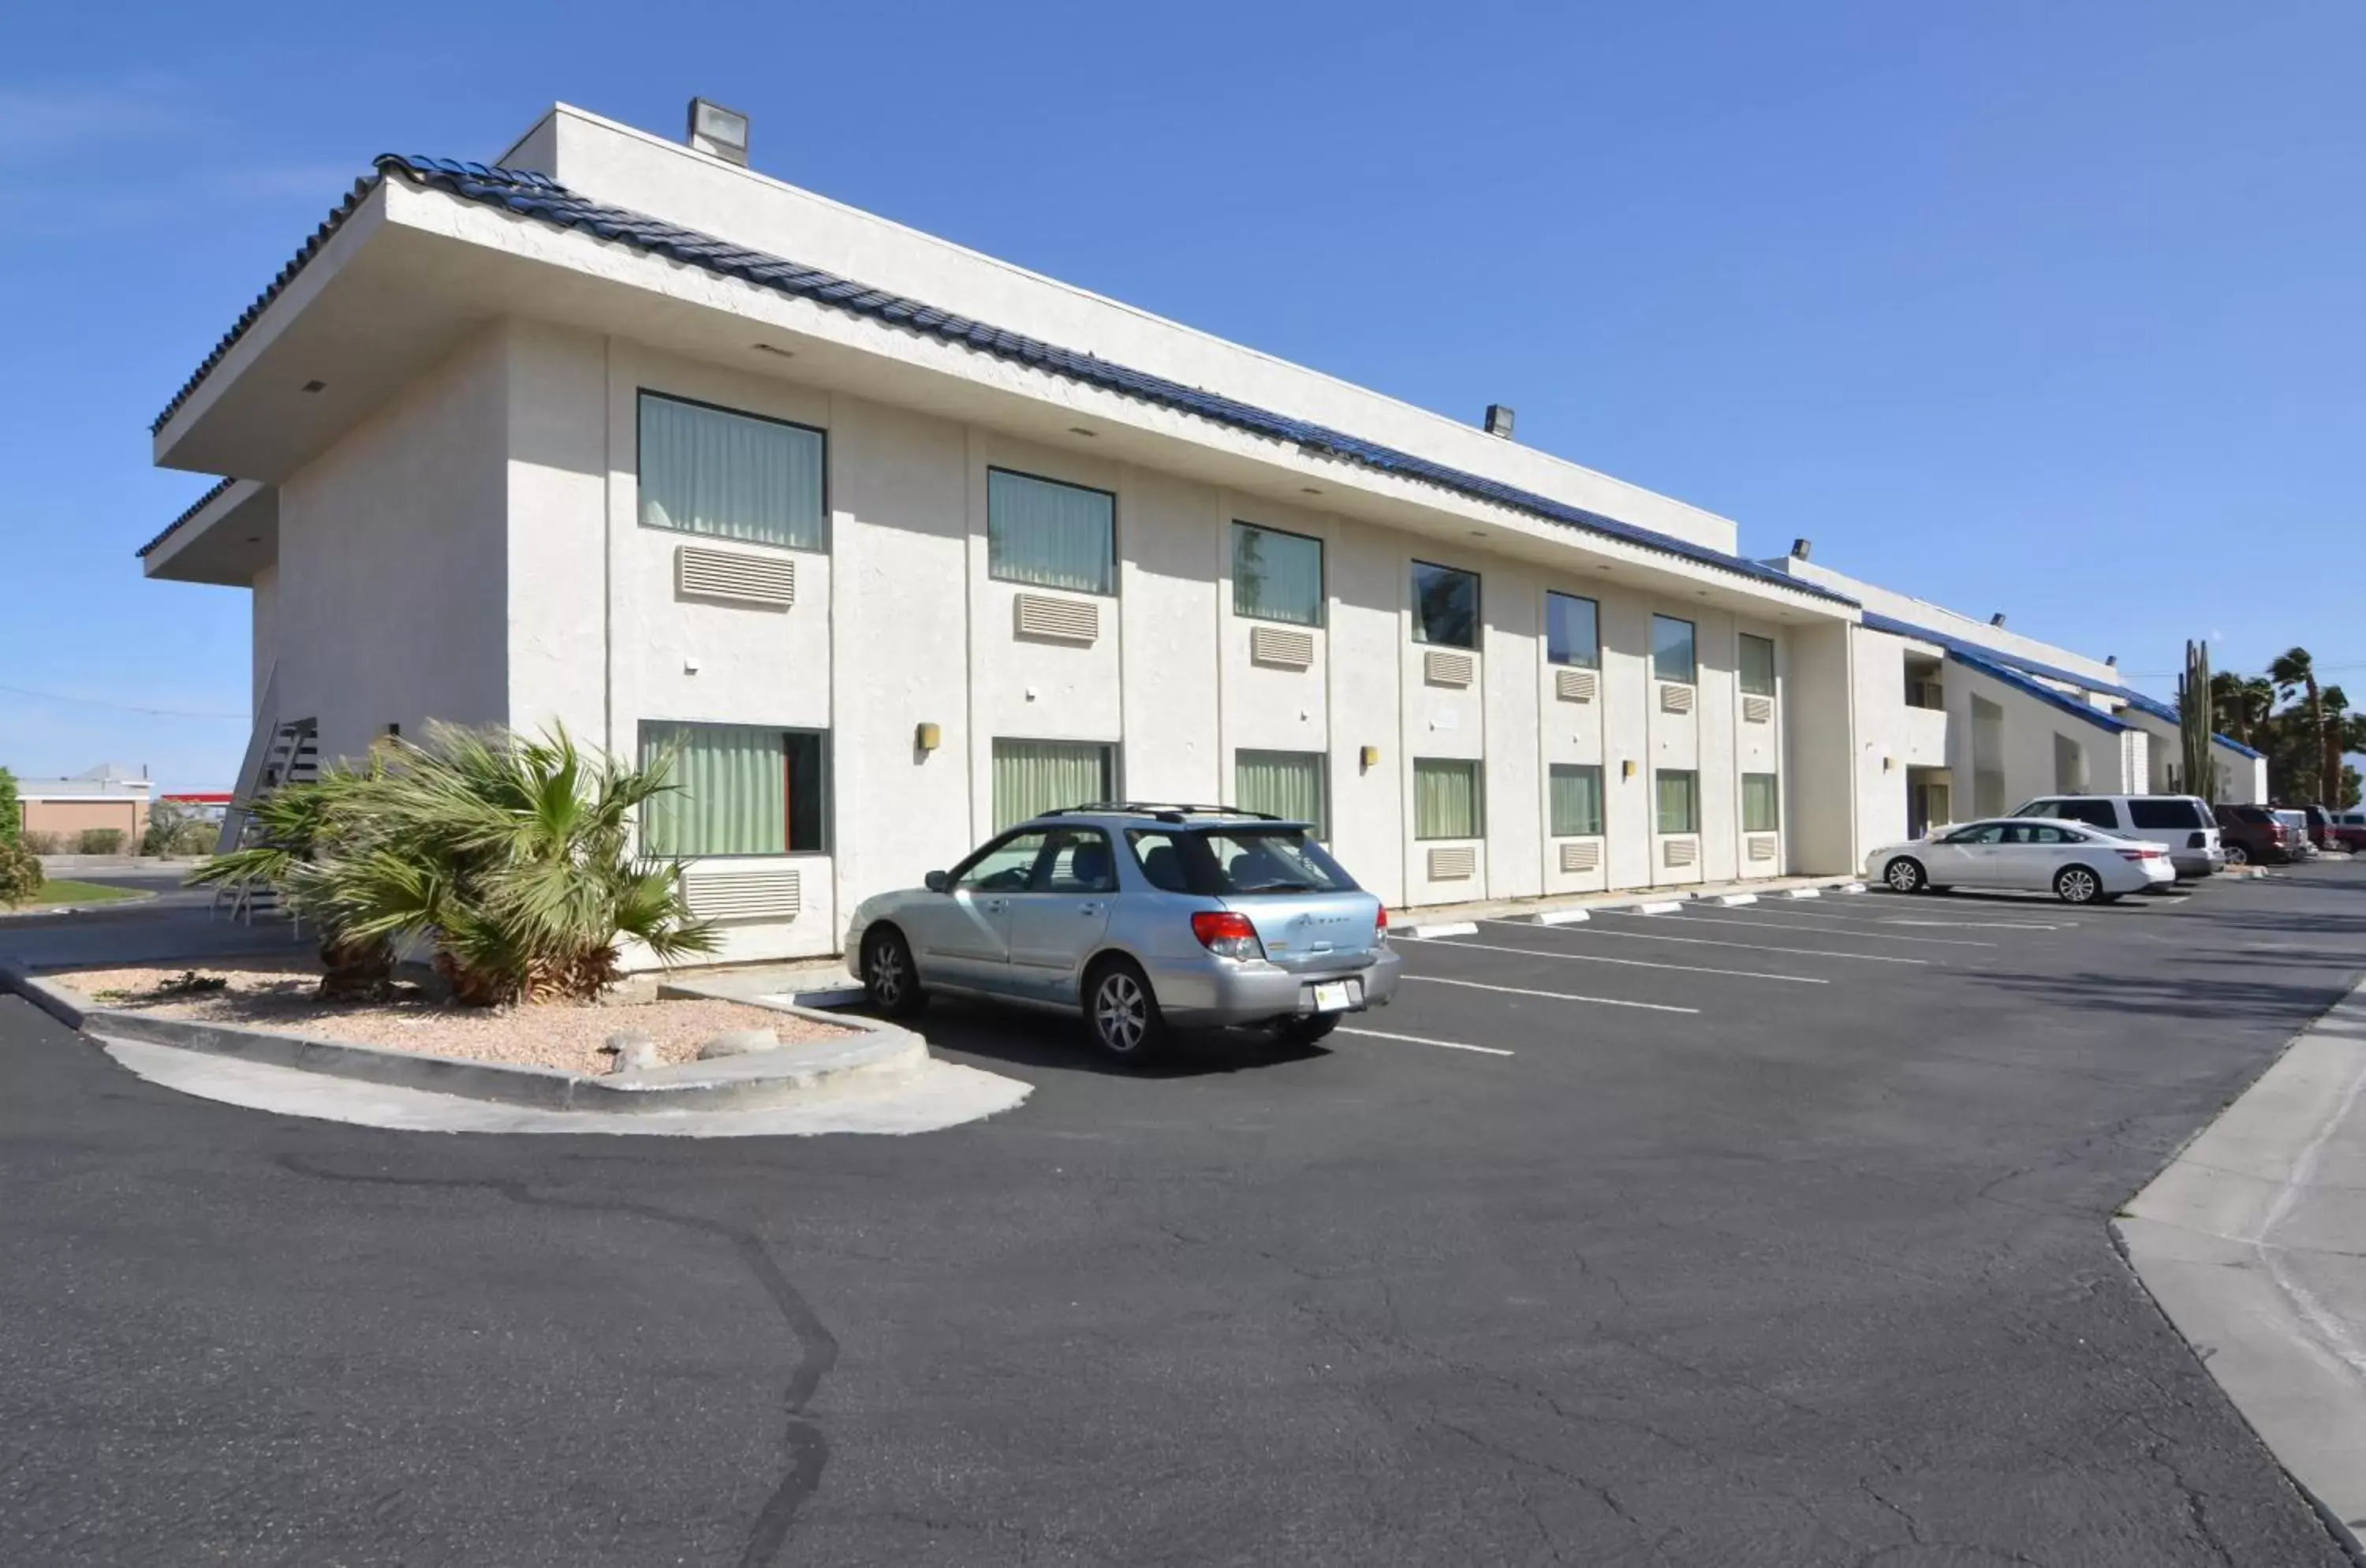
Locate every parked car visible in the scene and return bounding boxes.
[2010,794,2222,879]
[2303,804,2339,851]
[844,805,1401,1064]
[2215,803,2293,865]
[1867,817,2176,904]
[2276,809,2321,860]
[2327,810,2366,854]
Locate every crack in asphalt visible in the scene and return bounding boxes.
[272,1155,836,1566]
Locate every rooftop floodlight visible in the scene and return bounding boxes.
[1483,404,1516,439]
[687,99,750,166]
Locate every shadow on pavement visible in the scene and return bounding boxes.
[851,996,1328,1080]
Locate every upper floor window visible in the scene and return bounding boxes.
[1651,614,1697,685]
[1411,562,1480,648]
[638,393,827,551]
[989,469,1115,595]
[1738,633,1775,697]
[1546,592,1599,669]
[1232,522,1324,627]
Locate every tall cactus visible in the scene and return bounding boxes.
[2179,639,2215,801]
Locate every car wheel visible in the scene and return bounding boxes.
[1085,958,1167,1065]
[860,927,927,1017]
[1883,857,1928,894]
[2224,842,2250,866]
[1275,1013,1342,1047]
[2054,864,2102,905]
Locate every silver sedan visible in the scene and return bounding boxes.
[844,805,1401,1065]
[1867,817,2176,904]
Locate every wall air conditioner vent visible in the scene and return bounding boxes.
[1559,839,1603,873]
[1555,666,1598,703]
[1250,624,1315,670]
[1746,834,1778,863]
[1743,694,1773,724]
[1663,837,1699,868]
[1425,649,1476,688]
[1014,592,1099,644]
[680,867,802,922]
[1660,682,1695,715]
[1427,845,1477,880]
[677,544,795,607]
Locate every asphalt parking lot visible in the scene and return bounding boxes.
[5,867,2364,1565]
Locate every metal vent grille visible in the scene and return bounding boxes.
[1746,834,1778,863]
[1555,666,1598,703]
[677,544,795,607]
[1663,837,1699,868]
[1014,592,1099,644]
[1743,694,1773,724]
[1559,839,1603,873]
[680,867,803,922]
[1250,624,1315,669]
[1659,682,1696,715]
[1427,845,1477,880]
[1425,649,1476,688]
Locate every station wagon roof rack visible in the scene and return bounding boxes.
[1037,802,1280,824]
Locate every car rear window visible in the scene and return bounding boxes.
[1125,826,1360,895]
[2047,799,2119,828]
[2129,798,2206,830]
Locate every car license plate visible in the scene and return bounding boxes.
[1311,980,1358,1013]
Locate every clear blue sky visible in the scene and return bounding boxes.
[5,2,2360,790]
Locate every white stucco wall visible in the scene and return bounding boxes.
[250,561,279,715]
[505,104,1744,558]
[273,330,511,765]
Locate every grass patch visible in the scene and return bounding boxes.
[5,879,148,911]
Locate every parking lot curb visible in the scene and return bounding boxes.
[1396,920,1480,940]
[1711,893,1759,906]
[0,960,928,1115]
[1784,887,1825,899]
[1532,908,1592,925]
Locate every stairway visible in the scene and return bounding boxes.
[213,700,319,926]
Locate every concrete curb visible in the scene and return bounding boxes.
[1,960,927,1115]
[1531,908,1592,925]
[1710,892,1758,906]
[1394,920,1479,940]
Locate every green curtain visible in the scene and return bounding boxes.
[1549,763,1604,837]
[641,723,786,856]
[992,740,1111,831]
[1547,592,1598,668]
[1235,750,1327,836]
[1413,758,1483,839]
[989,471,1114,594]
[1739,634,1776,696]
[639,394,826,550]
[1655,769,1699,834]
[1651,616,1696,683]
[1233,525,1323,626]
[1742,772,1780,832]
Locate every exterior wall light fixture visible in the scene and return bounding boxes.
[915,722,942,752]
[1358,745,1381,771]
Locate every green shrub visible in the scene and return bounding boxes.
[0,767,19,846]
[77,827,127,856]
[190,723,715,1005]
[0,840,42,905]
[140,802,218,857]
[20,830,62,856]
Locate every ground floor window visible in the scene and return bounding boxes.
[1413,758,1483,840]
[1741,772,1780,833]
[1548,763,1604,838]
[640,722,828,856]
[1655,769,1699,835]
[1234,749,1327,838]
[992,738,1114,831]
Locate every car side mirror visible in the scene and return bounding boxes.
[924,870,950,894]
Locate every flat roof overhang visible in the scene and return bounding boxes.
[142,478,277,584]
[154,177,1857,625]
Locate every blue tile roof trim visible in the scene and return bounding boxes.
[1946,645,2134,734]
[136,476,238,558]
[1859,610,2262,756]
[145,155,1857,607]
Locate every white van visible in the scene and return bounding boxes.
[2010,795,2222,879]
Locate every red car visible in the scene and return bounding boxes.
[2323,809,2366,854]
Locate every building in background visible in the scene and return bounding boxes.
[14,763,154,845]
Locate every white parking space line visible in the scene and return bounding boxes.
[1338,1026,1514,1056]
[1405,974,1701,1014]
[1737,902,2065,933]
[1878,917,2066,931]
[1491,918,1931,966]
[1424,937,1830,984]
[1649,909,1997,948]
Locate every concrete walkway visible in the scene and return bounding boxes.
[2120,976,2366,1552]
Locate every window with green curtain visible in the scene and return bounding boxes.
[1411,562,1480,648]
[1413,757,1484,839]
[991,739,1114,831]
[1233,523,1324,626]
[1549,763,1604,837]
[1546,592,1599,667]
[1651,615,1696,684]
[640,723,830,856]
[1739,633,1776,697]
[1655,768,1699,834]
[1742,772,1780,833]
[638,394,827,550]
[1235,749,1327,838]
[988,469,1115,595]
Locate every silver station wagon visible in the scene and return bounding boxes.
[844,805,1401,1065]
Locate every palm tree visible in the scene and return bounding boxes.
[2271,648,2328,804]
[2210,671,2274,746]
[2323,685,2353,812]
[188,763,395,998]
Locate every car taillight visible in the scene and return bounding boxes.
[1375,905,1390,943]
[1191,911,1265,961]
[2116,848,2163,861]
